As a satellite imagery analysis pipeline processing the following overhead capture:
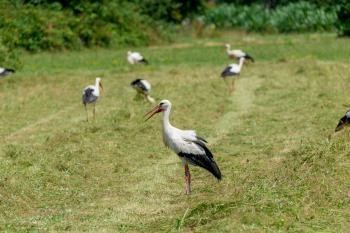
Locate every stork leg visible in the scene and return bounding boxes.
[230,79,235,93]
[84,104,89,122]
[184,164,191,194]
[93,103,96,120]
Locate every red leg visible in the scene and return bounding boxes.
[184,164,191,194]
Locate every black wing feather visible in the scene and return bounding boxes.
[82,88,98,105]
[140,58,148,65]
[244,54,254,62]
[178,140,222,180]
[335,115,349,132]
[0,68,15,77]
[130,79,148,92]
[221,66,236,78]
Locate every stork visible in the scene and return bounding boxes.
[335,110,350,132]
[127,51,148,65]
[82,77,103,121]
[130,79,155,103]
[0,67,15,78]
[225,44,254,62]
[145,100,222,194]
[220,57,245,93]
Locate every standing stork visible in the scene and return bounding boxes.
[130,79,155,103]
[225,44,254,62]
[335,110,350,132]
[82,77,103,121]
[220,57,245,93]
[0,67,15,78]
[127,51,148,65]
[145,100,222,194]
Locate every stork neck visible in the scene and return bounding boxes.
[162,107,171,128]
[95,80,100,88]
[238,58,244,70]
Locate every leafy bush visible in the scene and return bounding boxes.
[0,0,172,52]
[132,0,205,23]
[337,0,350,36]
[0,39,22,70]
[204,2,339,33]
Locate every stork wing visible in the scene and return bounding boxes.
[233,50,245,57]
[132,52,143,61]
[335,115,349,132]
[221,65,238,78]
[178,138,221,180]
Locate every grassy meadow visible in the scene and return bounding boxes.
[1,32,350,232]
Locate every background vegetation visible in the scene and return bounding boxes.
[0,0,349,58]
[0,32,349,232]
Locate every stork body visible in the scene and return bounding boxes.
[130,79,155,103]
[0,67,15,78]
[127,51,148,65]
[220,57,245,93]
[225,44,254,62]
[335,110,350,132]
[82,77,103,121]
[145,100,222,194]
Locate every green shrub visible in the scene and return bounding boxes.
[0,0,172,52]
[272,2,338,32]
[337,0,350,36]
[204,2,339,33]
[0,39,22,70]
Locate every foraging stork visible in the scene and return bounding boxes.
[335,110,350,132]
[0,67,15,77]
[82,77,103,121]
[130,79,155,103]
[220,57,245,93]
[225,44,254,62]
[127,51,148,65]
[145,100,222,194]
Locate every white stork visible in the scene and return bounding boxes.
[145,100,222,194]
[130,79,155,103]
[335,110,350,132]
[0,67,15,78]
[220,57,245,93]
[127,51,148,65]
[225,44,254,62]
[82,77,103,121]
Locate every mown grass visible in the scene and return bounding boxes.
[0,32,349,232]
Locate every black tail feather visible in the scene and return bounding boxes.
[140,58,148,65]
[335,115,349,132]
[244,54,254,62]
[221,66,236,78]
[179,141,222,180]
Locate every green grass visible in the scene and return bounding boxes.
[1,32,350,232]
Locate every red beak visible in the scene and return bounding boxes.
[144,105,162,121]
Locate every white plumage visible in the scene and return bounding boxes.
[145,100,221,194]
[225,44,254,62]
[335,110,350,132]
[127,51,148,65]
[220,57,245,93]
[130,79,155,103]
[82,77,103,121]
[0,67,15,77]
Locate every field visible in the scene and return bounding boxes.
[1,32,350,232]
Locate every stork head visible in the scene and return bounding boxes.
[225,44,230,49]
[145,99,171,121]
[127,51,132,56]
